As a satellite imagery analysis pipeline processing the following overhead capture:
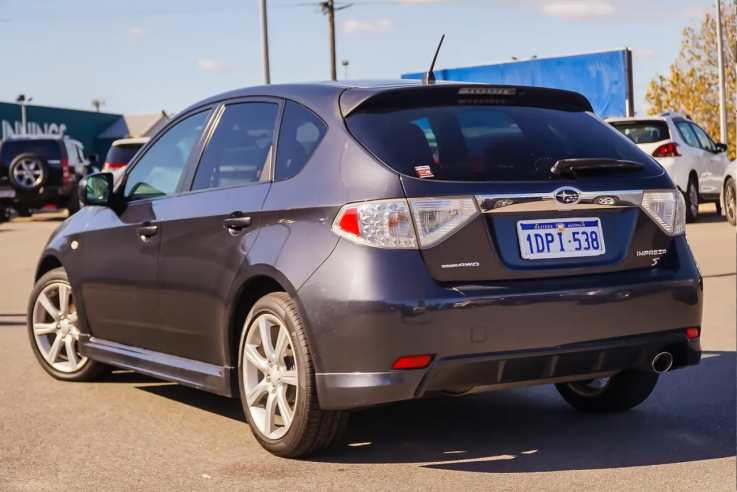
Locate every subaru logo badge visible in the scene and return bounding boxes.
[553,187,582,205]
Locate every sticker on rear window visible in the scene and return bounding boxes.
[415,166,434,178]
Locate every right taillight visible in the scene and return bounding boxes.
[641,190,686,236]
[331,197,479,249]
[652,142,680,158]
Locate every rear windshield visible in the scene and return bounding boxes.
[609,121,670,144]
[105,143,145,165]
[1,140,61,165]
[345,105,660,181]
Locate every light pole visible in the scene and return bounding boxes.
[259,0,271,84]
[342,59,349,80]
[15,94,32,135]
[715,0,728,143]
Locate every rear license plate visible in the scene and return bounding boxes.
[0,188,15,199]
[517,218,606,260]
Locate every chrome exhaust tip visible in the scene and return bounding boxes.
[652,352,674,374]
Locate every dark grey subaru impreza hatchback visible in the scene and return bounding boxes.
[28,80,702,458]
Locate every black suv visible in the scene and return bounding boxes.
[0,135,96,221]
[27,81,702,458]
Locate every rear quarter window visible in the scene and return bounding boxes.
[346,105,661,182]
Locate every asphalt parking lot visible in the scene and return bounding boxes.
[0,206,734,492]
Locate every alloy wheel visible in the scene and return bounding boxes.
[13,159,43,189]
[32,281,88,373]
[242,314,298,440]
[688,182,698,218]
[566,377,611,397]
[726,182,736,223]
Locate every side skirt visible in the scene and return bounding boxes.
[79,335,237,397]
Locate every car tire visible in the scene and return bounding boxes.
[238,292,348,458]
[27,267,108,382]
[66,187,81,215]
[684,176,699,223]
[14,205,32,218]
[9,153,48,190]
[725,178,736,226]
[555,369,659,413]
[0,204,9,223]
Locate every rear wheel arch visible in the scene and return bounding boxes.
[226,268,318,368]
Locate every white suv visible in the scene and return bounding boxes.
[607,113,730,222]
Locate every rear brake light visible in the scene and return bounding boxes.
[409,197,479,248]
[102,162,127,172]
[61,158,70,184]
[641,190,686,236]
[686,327,700,339]
[391,355,433,370]
[652,142,680,158]
[332,199,417,249]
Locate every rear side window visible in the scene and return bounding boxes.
[274,102,327,181]
[609,121,670,144]
[346,105,660,181]
[1,140,61,165]
[105,144,144,165]
[689,123,716,151]
[675,122,700,148]
[192,102,279,191]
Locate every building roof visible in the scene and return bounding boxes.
[97,112,169,140]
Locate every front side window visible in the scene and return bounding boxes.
[689,123,716,152]
[274,102,327,181]
[192,102,278,191]
[124,111,209,201]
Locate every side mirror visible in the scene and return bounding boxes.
[715,143,728,153]
[79,172,113,207]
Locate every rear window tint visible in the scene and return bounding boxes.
[105,144,145,165]
[609,121,670,144]
[1,140,61,164]
[346,105,660,182]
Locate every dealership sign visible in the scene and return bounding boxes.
[1,120,67,139]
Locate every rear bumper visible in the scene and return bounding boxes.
[297,235,703,410]
[316,333,701,410]
[0,182,75,207]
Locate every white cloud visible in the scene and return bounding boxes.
[632,48,658,58]
[128,27,145,37]
[541,1,614,20]
[342,18,393,35]
[197,59,230,72]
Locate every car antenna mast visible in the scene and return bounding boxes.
[422,34,445,85]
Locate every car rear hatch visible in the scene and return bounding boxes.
[343,84,683,283]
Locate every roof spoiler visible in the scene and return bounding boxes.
[339,84,594,117]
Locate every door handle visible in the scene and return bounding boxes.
[136,225,159,238]
[223,216,252,231]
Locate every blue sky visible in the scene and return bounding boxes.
[0,0,717,116]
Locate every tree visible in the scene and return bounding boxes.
[645,4,736,160]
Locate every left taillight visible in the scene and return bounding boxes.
[61,158,70,184]
[102,162,127,172]
[332,199,417,249]
[331,197,479,250]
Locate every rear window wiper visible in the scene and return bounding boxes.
[551,158,645,177]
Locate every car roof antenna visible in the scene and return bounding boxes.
[422,34,445,85]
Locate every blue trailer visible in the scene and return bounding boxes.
[403,48,634,119]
